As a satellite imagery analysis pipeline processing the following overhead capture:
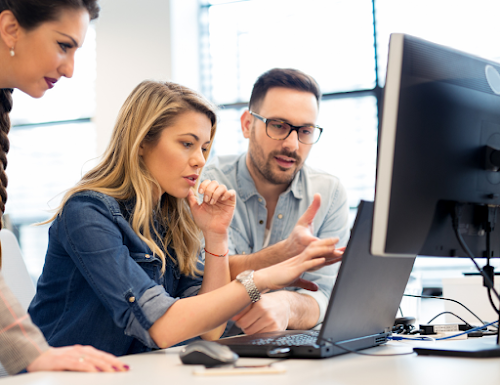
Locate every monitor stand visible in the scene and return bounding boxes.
[414,339,500,358]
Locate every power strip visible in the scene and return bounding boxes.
[430,331,468,340]
[419,324,473,335]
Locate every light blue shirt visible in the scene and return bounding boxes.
[201,153,349,324]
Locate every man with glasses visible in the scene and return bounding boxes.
[201,68,349,335]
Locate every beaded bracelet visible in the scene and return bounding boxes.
[204,248,229,257]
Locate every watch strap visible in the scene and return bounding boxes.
[237,271,261,303]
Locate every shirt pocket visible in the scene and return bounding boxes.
[130,252,162,284]
[229,227,253,255]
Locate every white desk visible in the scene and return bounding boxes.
[2,338,500,385]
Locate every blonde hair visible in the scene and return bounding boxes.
[49,80,217,276]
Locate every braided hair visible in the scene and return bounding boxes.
[0,88,11,229]
[0,1,100,228]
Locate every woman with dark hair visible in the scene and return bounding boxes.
[0,0,127,375]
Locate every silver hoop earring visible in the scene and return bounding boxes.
[9,47,15,57]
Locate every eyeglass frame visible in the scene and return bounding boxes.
[249,111,323,145]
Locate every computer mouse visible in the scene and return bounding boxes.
[179,340,239,367]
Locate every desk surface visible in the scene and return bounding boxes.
[2,338,500,385]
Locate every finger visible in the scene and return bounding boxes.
[186,189,198,211]
[198,179,212,195]
[53,353,100,373]
[300,239,337,261]
[209,184,228,205]
[76,346,127,373]
[336,246,346,252]
[296,193,321,227]
[201,180,220,203]
[221,189,236,202]
[289,277,319,291]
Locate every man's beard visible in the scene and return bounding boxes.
[248,140,303,186]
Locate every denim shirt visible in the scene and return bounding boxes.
[201,153,349,324]
[28,191,203,356]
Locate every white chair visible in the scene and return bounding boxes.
[0,229,35,377]
[0,229,35,311]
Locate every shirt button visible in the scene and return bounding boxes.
[128,297,136,303]
[242,252,246,255]
[259,220,264,225]
[258,198,263,202]
[145,254,151,259]
[278,214,283,219]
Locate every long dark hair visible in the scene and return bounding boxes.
[0,0,100,230]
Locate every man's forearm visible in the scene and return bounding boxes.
[228,240,290,279]
[285,290,320,330]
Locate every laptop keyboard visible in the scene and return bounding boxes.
[250,331,319,346]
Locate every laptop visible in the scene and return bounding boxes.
[217,200,416,358]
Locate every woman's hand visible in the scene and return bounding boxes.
[253,238,338,292]
[187,180,236,237]
[26,345,129,373]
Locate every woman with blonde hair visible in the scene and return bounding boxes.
[29,80,336,355]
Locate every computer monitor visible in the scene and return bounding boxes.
[371,33,500,357]
[372,33,500,260]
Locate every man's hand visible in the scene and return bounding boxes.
[283,193,344,269]
[228,193,344,278]
[232,292,291,334]
[232,290,321,334]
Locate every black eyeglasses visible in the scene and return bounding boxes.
[249,111,323,145]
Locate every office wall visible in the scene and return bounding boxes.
[94,0,173,156]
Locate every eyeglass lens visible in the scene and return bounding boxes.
[267,120,320,144]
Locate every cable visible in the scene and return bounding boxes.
[487,288,500,317]
[434,320,498,340]
[453,204,500,303]
[403,294,487,325]
[426,311,473,328]
[389,335,436,342]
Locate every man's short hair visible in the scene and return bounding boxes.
[248,68,321,112]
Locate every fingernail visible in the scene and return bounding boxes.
[97,368,103,372]
[204,195,209,202]
[124,365,130,371]
[199,188,204,194]
[210,199,215,205]
[112,366,120,372]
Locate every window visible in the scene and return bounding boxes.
[198,0,500,287]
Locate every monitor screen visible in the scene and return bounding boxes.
[372,33,500,258]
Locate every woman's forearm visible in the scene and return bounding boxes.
[149,280,251,348]
[198,234,230,295]
[196,234,231,339]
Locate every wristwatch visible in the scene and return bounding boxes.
[236,270,261,303]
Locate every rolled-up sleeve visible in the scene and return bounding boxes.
[125,285,177,348]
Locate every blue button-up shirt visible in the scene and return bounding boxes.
[201,153,349,324]
[28,191,203,356]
